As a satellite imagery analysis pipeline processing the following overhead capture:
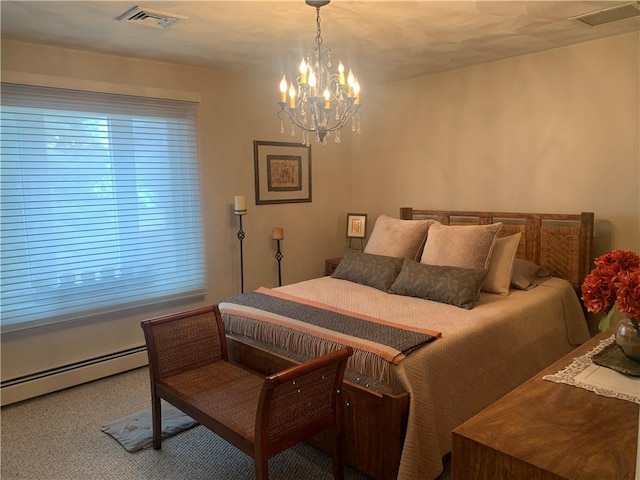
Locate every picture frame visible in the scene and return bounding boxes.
[253,140,312,205]
[346,213,368,238]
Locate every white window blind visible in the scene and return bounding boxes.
[1,83,206,331]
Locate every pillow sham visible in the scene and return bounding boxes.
[364,214,435,260]
[331,249,404,292]
[511,258,551,290]
[420,222,503,270]
[390,258,488,309]
[481,232,522,295]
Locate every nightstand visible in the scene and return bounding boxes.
[324,257,342,276]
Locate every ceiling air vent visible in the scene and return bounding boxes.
[116,5,187,29]
[570,1,640,26]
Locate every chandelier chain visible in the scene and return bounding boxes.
[315,6,323,49]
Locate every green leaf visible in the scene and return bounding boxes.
[597,306,617,332]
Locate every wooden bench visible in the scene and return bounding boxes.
[141,305,353,480]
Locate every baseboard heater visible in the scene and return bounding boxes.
[1,346,148,407]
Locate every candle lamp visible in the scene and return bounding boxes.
[234,195,247,293]
[233,195,247,214]
[272,227,284,287]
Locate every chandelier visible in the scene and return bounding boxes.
[278,0,361,146]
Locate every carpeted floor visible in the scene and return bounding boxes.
[1,367,450,480]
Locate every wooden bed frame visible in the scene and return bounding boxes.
[226,208,595,480]
[400,209,595,293]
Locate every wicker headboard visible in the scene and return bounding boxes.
[399,208,594,292]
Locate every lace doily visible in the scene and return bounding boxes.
[543,335,640,405]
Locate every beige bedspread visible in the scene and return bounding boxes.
[223,275,590,480]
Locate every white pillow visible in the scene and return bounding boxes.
[481,233,522,295]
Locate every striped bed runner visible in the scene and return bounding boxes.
[219,287,440,365]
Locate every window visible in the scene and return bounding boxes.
[1,83,206,331]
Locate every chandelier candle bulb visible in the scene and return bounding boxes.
[234,195,246,213]
[280,76,288,103]
[338,62,345,85]
[347,70,355,96]
[300,59,308,84]
[309,70,317,96]
[289,85,296,108]
[272,227,284,240]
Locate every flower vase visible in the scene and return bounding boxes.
[615,317,640,362]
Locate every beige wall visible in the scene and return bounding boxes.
[2,32,639,396]
[0,39,351,385]
[352,32,640,256]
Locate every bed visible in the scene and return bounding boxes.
[219,208,595,480]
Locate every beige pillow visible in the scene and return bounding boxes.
[364,214,435,260]
[420,222,503,270]
[481,233,521,295]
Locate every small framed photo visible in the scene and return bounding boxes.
[254,140,312,205]
[346,213,367,238]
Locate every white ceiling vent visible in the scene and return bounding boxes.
[570,2,640,27]
[116,6,187,29]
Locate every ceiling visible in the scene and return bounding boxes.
[1,1,639,83]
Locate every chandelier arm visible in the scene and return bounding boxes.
[326,105,361,131]
[291,102,358,128]
[279,104,360,134]
[278,107,327,134]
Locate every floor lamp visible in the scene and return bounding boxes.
[234,195,247,293]
[272,227,284,287]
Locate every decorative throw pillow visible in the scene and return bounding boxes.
[420,222,503,270]
[511,258,551,290]
[364,214,435,260]
[481,232,522,295]
[331,249,404,291]
[390,259,488,309]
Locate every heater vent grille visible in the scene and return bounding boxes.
[116,5,187,29]
[571,2,640,27]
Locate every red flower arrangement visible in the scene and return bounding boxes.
[581,249,640,331]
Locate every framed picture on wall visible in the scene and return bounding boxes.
[253,140,312,205]
[346,213,367,238]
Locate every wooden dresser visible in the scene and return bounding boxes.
[452,333,639,480]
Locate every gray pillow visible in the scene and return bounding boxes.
[331,250,404,291]
[390,258,488,309]
[510,258,550,290]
